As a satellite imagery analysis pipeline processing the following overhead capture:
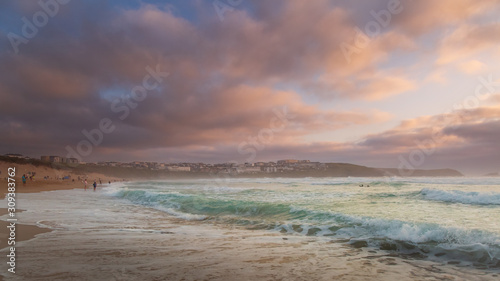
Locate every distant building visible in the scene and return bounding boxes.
[40,155,77,163]
[66,158,79,164]
[277,159,300,165]
[263,166,277,173]
[237,166,262,174]
[41,156,51,162]
[277,166,294,172]
[50,156,62,163]
[41,155,64,163]
[167,166,191,172]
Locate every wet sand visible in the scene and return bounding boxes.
[0,178,83,250]
[1,180,83,199]
[0,208,50,281]
[0,211,52,250]
[0,172,116,280]
[0,178,117,245]
[2,215,498,280]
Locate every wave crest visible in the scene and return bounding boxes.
[421,188,500,205]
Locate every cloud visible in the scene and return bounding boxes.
[0,1,400,152]
[458,60,486,74]
[359,75,416,100]
[393,0,500,36]
[436,23,500,65]
[0,0,499,175]
[355,104,500,173]
[443,120,500,143]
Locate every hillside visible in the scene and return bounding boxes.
[0,156,464,179]
[378,168,464,177]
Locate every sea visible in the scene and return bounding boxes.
[2,176,500,280]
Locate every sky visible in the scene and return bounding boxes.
[1,0,500,175]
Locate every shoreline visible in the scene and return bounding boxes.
[0,178,119,280]
[1,179,83,200]
[0,209,52,250]
[0,178,122,200]
[0,178,116,267]
[0,207,52,281]
[0,180,87,256]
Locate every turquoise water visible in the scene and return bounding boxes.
[105,177,500,269]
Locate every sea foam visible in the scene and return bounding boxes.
[421,188,500,205]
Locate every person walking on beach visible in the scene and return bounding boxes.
[93,181,97,191]
[22,174,26,185]
[84,179,88,190]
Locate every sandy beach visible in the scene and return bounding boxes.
[0,161,120,196]
[0,161,122,280]
[0,179,85,252]
[0,177,118,242]
[0,210,52,248]
[0,169,83,247]
[0,182,67,281]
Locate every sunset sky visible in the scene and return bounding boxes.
[1,0,500,175]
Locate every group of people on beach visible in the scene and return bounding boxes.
[83,178,112,191]
[83,179,98,191]
[21,172,36,184]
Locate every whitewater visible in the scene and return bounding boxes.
[1,176,499,280]
[105,177,500,269]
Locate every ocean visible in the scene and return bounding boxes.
[107,177,500,268]
[2,177,500,280]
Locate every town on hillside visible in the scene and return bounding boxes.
[2,153,326,174]
[2,153,465,177]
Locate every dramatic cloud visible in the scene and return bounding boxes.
[1,0,499,175]
[356,104,500,173]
